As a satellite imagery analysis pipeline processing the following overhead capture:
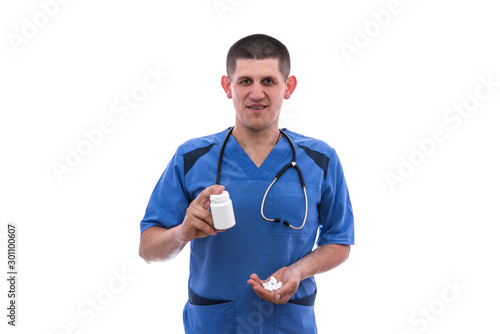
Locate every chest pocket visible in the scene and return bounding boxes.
[270,182,320,237]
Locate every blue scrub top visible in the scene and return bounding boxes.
[141,128,354,334]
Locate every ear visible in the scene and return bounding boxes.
[221,75,232,99]
[284,75,297,100]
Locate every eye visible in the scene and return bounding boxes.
[239,79,251,85]
[263,79,275,85]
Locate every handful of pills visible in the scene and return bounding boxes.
[262,276,282,292]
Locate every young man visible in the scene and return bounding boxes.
[139,34,354,333]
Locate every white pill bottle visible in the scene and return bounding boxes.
[210,191,236,230]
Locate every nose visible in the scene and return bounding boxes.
[249,82,265,101]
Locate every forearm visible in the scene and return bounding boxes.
[139,225,187,263]
[289,244,350,281]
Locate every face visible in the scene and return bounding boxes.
[221,58,297,133]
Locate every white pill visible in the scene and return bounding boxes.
[262,276,282,292]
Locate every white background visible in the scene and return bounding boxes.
[1,0,499,333]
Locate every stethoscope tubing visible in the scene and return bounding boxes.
[216,126,308,230]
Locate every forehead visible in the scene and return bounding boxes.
[233,58,281,79]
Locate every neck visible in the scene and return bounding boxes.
[232,125,280,148]
[231,125,281,167]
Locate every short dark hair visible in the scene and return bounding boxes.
[226,34,291,81]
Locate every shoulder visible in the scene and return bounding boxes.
[176,128,229,155]
[283,129,339,160]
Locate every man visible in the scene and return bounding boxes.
[139,34,354,333]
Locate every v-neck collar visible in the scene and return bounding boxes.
[224,133,290,180]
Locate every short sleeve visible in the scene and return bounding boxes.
[316,149,354,246]
[140,148,190,234]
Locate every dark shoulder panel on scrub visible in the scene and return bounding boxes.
[183,143,216,175]
[298,144,330,179]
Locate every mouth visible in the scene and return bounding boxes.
[246,104,268,111]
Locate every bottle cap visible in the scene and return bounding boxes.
[210,191,229,202]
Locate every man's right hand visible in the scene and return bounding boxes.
[176,185,225,242]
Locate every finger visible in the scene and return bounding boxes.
[194,230,210,239]
[189,204,213,223]
[274,281,297,304]
[248,280,275,303]
[247,276,263,290]
[187,203,217,230]
[273,288,291,304]
[190,216,217,237]
[249,273,263,284]
[247,278,258,289]
[248,274,265,291]
[196,185,225,210]
[185,207,217,237]
[248,274,280,303]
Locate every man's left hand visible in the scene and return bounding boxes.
[247,266,301,304]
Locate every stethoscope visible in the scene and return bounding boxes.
[216,127,308,230]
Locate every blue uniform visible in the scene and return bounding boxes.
[140,128,354,334]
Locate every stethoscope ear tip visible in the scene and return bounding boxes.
[283,221,290,227]
[274,218,281,223]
